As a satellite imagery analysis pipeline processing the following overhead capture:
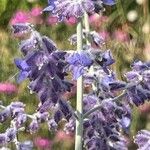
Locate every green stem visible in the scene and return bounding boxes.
[75,20,83,150]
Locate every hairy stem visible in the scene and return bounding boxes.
[75,20,83,150]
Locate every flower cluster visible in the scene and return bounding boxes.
[43,0,115,20]
[11,21,150,149]
[134,130,150,150]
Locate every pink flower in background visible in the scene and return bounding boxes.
[10,11,29,25]
[30,7,43,25]
[99,30,110,41]
[89,14,108,27]
[0,82,17,94]
[55,130,73,141]
[34,137,52,149]
[113,29,129,42]
[65,17,77,26]
[47,16,58,25]
[30,7,42,17]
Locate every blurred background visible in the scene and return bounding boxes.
[0,0,150,149]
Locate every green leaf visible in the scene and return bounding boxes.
[0,0,8,16]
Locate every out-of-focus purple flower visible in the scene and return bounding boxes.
[5,128,16,142]
[59,99,72,121]
[15,114,27,127]
[19,140,33,150]
[28,120,39,134]
[44,0,95,19]
[64,119,75,134]
[34,137,52,149]
[54,110,63,123]
[0,107,11,123]
[10,102,25,116]
[103,0,116,5]
[36,112,49,123]
[11,23,33,38]
[134,130,150,149]
[47,119,58,131]
[0,134,6,145]
[43,0,57,12]
[0,82,17,94]
[87,31,105,47]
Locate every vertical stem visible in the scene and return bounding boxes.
[75,20,83,150]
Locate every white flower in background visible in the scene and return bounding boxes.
[136,0,145,5]
[142,23,150,34]
[127,10,138,22]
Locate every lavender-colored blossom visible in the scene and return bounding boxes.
[64,119,75,134]
[66,51,93,67]
[54,110,63,123]
[28,120,39,134]
[11,23,33,38]
[36,112,49,123]
[134,130,150,150]
[15,114,27,127]
[102,0,116,5]
[58,99,72,121]
[47,119,58,131]
[18,140,33,150]
[0,134,6,145]
[0,107,11,123]
[44,0,95,19]
[6,128,16,142]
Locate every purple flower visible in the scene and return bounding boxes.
[45,0,95,19]
[54,110,63,123]
[43,0,57,12]
[102,0,116,5]
[6,128,16,142]
[47,119,58,131]
[14,58,30,83]
[28,120,39,134]
[67,51,93,67]
[11,23,33,38]
[59,99,72,121]
[19,140,33,150]
[0,134,6,145]
[0,107,11,123]
[134,130,150,149]
[15,114,27,127]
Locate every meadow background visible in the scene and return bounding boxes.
[0,0,150,149]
